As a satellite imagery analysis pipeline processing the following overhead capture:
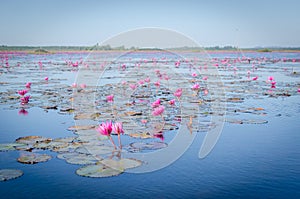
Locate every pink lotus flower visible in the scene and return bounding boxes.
[121,81,127,85]
[192,83,200,90]
[154,81,160,87]
[18,90,28,96]
[204,89,209,95]
[71,83,77,88]
[169,99,175,105]
[72,61,79,67]
[268,76,274,81]
[298,88,300,92]
[202,76,208,80]
[191,73,197,77]
[164,75,170,81]
[271,81,276,88]
[138,80,145,85]
[80,84,86,89]
[252,76,258,81]
[106,95,114,102]
[152,105,165,116]
[144,77,151,83]
[96,121,113,136]
[129,84,137,90]
[20,95,30,105]
[175,61,180,67]
[151,99,161,108]
[44,77,48,81]
[112,122,124,135]
[141,119,148,124]
[25,82,31,88]
[174,88,183,99]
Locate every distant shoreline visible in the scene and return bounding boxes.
[1,45,300,53]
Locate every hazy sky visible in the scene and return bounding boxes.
[1,0,300,47]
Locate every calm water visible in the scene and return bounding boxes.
[0,51,299,199]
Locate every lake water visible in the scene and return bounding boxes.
[0,51,299,198]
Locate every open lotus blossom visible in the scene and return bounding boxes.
[71,83,77,88]
[129,84,137,90]
[151,99,161,108]
[271,81,276,88]
[192,83,200,90]
[202,76,208,80]
[138,80,145,85]
[174,88,183,99]
[96,121,113,136]
[175,61,180,67]
[44,77,48,81]
[268,76,274,81]
[169,99,175,105]
[20,95,30,105]
[192,73,198,77]
[144,77,151,83]
[154,81,160,87]
[298,88,300,92]
[25,82,31,88]
[152,105,165,116]
[18,90,28,96]
[204,89,209,95]
[252,76,258,81]
[80,84,86,89]
[106,95,114,102]
[96,121,117,149]
[112,122,124,149]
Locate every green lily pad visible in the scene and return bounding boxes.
[0,143,27,152]
[57,152,99,165]
[130,142,168,151]
[0,169,23,182]
[76,163,123,178]
[15,136,52,145]
[67,125,96,131]
[129,132,153,139]
[100,158,142,170]
[17,153,52,164]
[242,119,268,124]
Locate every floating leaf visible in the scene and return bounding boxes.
[57,152,99,165]
[17,153,52,164]
[129,132,152,139]
[242,119,268,124]
[76,163,123,178]
[130,142,168,151]
[76,145,114,156]
[67,125,96,131]
[100,158,142,171]
[0,143,27,152]
[0,169,23,182]
[15,136,52,145]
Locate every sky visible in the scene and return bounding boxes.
[1,0,300,48]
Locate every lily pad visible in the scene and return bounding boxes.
[129,132,153,139]
[130,142,168,151]
[0,143,27,152]
[76,163,123,178]
[0,169,23,182]
[100,158,142,170]
[242,119,268,124]
[57,152,99,165]
[15,136,52,145]
[17,153,52,164]
[67,125,96,131]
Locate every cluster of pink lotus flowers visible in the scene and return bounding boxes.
[96,121,124,149]
[18,82,31,105]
